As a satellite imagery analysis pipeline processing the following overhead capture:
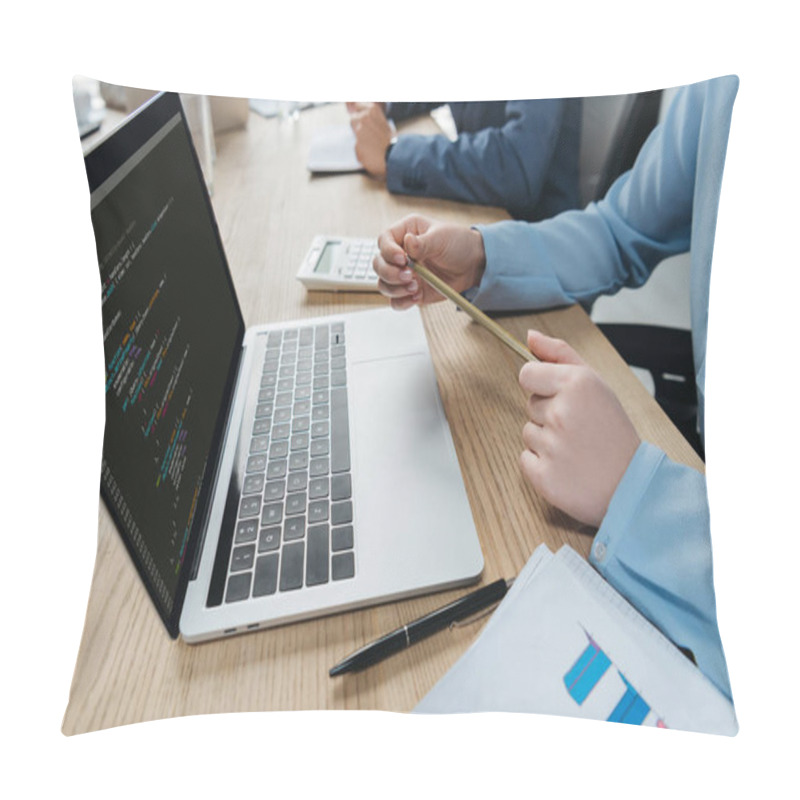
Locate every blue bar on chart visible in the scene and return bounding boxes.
[564,633,611,705]
[607,675,651,725]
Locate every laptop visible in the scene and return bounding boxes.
[84,91,484,642]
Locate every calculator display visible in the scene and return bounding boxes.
[314,241,341,274]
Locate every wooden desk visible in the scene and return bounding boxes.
[62,103,702,734]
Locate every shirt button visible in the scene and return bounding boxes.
[593,541,607,562]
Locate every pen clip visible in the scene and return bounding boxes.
[448,601,502,630]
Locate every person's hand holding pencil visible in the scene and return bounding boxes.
[374,214,487,310]
[373,213,641,527]
[374,214,537,362]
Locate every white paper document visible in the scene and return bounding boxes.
[307,121,397,174]
[415,545,738,736]
[307,124,363,173]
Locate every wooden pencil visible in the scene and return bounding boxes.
[410,260,538,363]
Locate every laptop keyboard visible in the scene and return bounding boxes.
[224,321,356,603]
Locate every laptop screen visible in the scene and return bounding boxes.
[85,93,244,636]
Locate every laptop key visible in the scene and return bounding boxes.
[331,500,353,526]
[332,551,355,581]
[287,471,308,492]
[275,392,293,408]
[274,406,292,423]
[250,435,269,454]
[263,479,285,501]
[308,477,329,499]
[263,354,279,371]
[330,386,351,473]
[225,572,252,602]
[284,515,305,541]
[242,473,265,495]
[239,496,261,518]
[308,499,329,524]
[289,421,308,441]
[299,327,314,346]
[310,439,329,457]
[290,433,309,451]
[291,411,309,430]
[331,473,351,501]
[279,541,305,591]
[289,451,309,471]
[253,417,270,436]
[258,526,281,552]
[231,544,255,572]
[261,502,283,527]
[306,524,330,586]
[267,460,287,480]
[293,400,311,416]
[255,402,273,419]
[315,325,329,350]
[235,518,259,544]
[311,420,330,438]
[309,457,329,477]
[253,554,279,596]
[272,423,291,440]
[285,491,307,516]
[246,454,267,473]
[269,440,289,459]
[331,525,354,552]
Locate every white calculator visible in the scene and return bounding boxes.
[296,235,380,292]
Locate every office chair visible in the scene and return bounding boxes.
[578,89,662,208]
[582,90,705,460]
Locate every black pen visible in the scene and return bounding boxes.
[329,578,513,676]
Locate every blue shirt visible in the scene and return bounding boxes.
[385,100,581,221]
[471,76,739,699]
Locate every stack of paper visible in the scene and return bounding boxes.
[307,121,396,174]
[415,544,737,735]
[307,124,363,173]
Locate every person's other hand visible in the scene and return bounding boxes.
[374,215,486,310]
[347,102,393,178]
[518,330,641,527]
[346,102,387,115]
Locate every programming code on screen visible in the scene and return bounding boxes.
[90,113,240,618]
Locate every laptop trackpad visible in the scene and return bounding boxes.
[348,352,482,592]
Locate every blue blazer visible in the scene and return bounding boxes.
[385,99,581,222]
